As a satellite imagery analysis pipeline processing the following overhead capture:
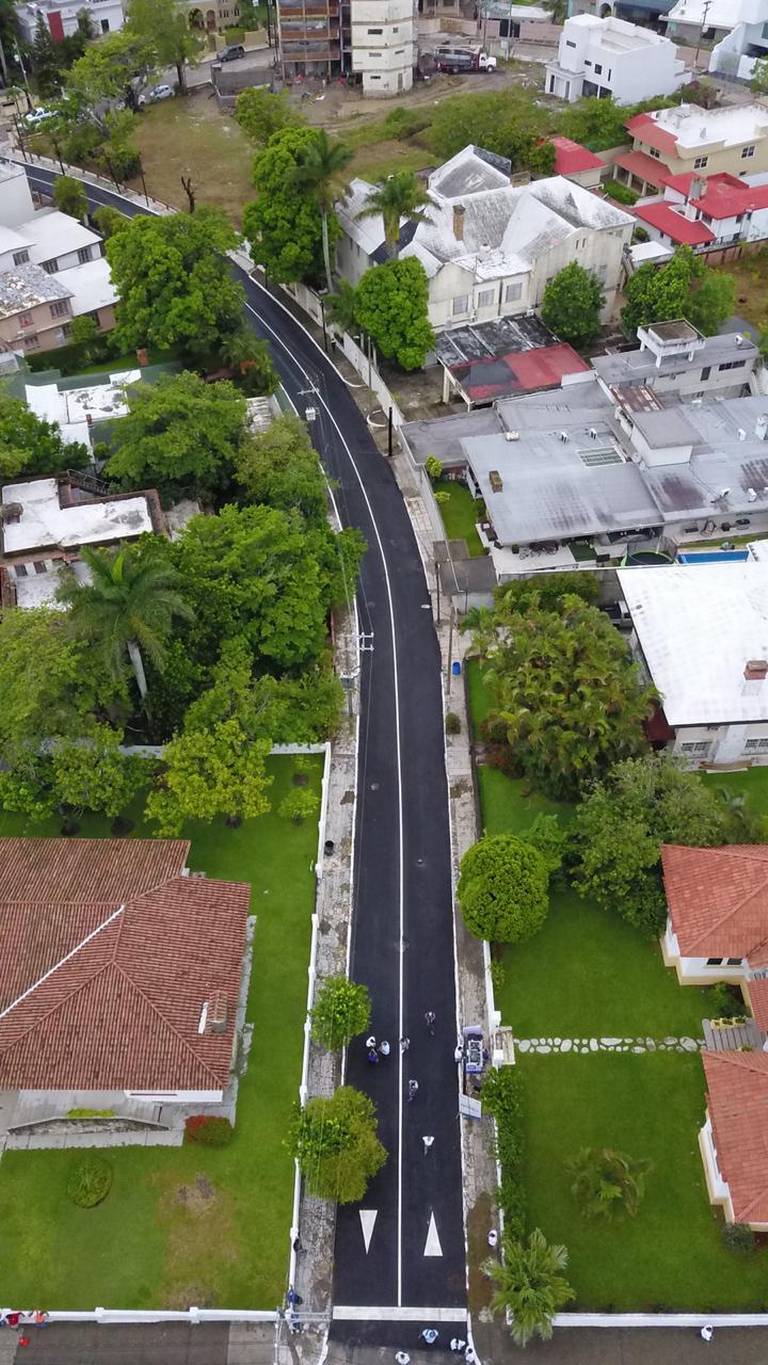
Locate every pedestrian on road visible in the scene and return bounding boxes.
[701,1325,714,1342]
[286,1287,302,1306]
[465,1348,476,1363]
[424,1011,436,1035]
[399,1036,410,1052]
[368,1048,380,1064]
[18,1338,30,1350]
[407,1078,419,1102]
[450,1340,466,1353]
[454,1043,464,1063]
[420,1328,439,1345]
[395,1353,410,1364]
[365,1035,376,1050]
[32,1312,49,1327]
[422,1135,434,1154]
[378,1039,391,1057]
[487,1228,498,1248]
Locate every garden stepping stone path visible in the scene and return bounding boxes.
[515,1036,704,1054]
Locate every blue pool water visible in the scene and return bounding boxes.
[678,550,750,564]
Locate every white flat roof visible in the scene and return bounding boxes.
[617,562,768,725]
[2,478,153,554]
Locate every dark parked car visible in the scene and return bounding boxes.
[220,42,245,60]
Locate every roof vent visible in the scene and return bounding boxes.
[504,430,520,441]
[0,502,22,524]
[744,659,768,681]
[489,469,503,492]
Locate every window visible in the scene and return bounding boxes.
[584,58,592,65]
[452,295,469,316]
[742,144,755,158]
[367,26,383,32]
[18,311,33,328]
[477,287,495,308]
[14,564,27,577]
[594,61,602,73]
[33,561,47,575]
[565,37,576,45]
[718,359,744,371]
[42,258,58,273]
[745,737,768,752]
[12,249,29,266]
[22,334,40,350]
[505,281,522,302]
[694,155,708,169]
[648,147,660,158]
[607,68,611,79]
[60,322,73,338]
[727,957,743,966]
[77,245,92,264]
[50,299,69,319]
[700,365,711,380]
[706,957,724,966]
[368,50,382,55]
[369,73,381,78]
[100,16,109,30]
[393,25,398,31]
[680,740,710,756]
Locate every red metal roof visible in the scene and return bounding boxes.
[661,843,768,961]
[0,839,251,1092]
[703,1051,768,1224]
[664,172,697,196]
[455,343,590,403]
[691,172,768,220]
[614,149,670,189]
[550,136,605,176]
[633,201,715,245]
[626,111,679,156]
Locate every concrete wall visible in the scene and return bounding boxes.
[351,0,414,93]
[671,720,768,766]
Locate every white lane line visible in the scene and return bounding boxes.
[359,1209,378,1254]
[242,294,408,1307]
[423,1212,443,1258]
[333,1306,467,1322]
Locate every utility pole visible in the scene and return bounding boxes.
[14,43,33,111]
[446,603,456,694]
[0,33,8,86]
[693,0,711,70]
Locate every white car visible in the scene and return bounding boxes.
[138,84,174,106]
[23,106,56,127]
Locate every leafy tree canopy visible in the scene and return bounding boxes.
[51,726,154,818]
[751,55,768,94]
[107,370,247,500]
[106,209,244,361]
[429,89,555,173]
[311,976,372,1050]
[622,245,735,338]
[541,262,604,350]
[474,593,654,799]
[235,412,327,524]
[288,1085,387,1203]
[126,0,202,89]
[457,832,550,942]
[558,94,676,152]
[52,173,88,220]
[234,86,301,144]
[65,29,153,107]
[571,753,743,934]
[245,126,330,284]
[0,393,87,480]
[146,721,272,834]
[354,257,435,371]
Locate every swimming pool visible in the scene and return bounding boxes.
[677,550,750,564]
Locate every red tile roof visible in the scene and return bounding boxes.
[550,136,605,176]
[661,844,768,961]
[0,840,251,1092]
[691,172,768,220]
[702,1051,768,1223]
[614,149,670,189]
[745,976,768,1031]
[633,202,715,245]
[626,111,680,157]
[664,172,697,196]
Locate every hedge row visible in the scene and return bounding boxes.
[482,1065,526,1240]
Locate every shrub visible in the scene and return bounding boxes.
[490,959,506,992]
[278,787,320,824]
[445,710,461,735]
[708,981,746,1019]
[184,1115,234,1147]
[425,454,443,481]
[67,1156,113,1207]
[603,178,638,205]
[383,106,432,140]
[483,1066,526,1239]
[722,1221,755,1253]
[632,226,649,243]
[458,833,549,942]
[311,975,371,1049]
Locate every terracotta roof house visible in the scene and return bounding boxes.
[0,839,252,1147]
[700,1052,768,1230]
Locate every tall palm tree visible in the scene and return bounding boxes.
[292,129,354,295]
[355,171,433,259]
[483,1228,574,1347]
[568,1147,652,1221]
[58,544,193,702]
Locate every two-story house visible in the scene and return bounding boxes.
[335,144,634,332]
[0,264,76,357]
[615,102,768,196]
[546,14,686,104]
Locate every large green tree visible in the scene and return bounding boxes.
[457,833,549,942]
[0,393,87,480]
[571,753,739,934]
[52,173,88,220]
[51,726,153,819]
[429,88,555,173]
[126,0,201,90]
[235,412,327,524]
[106,371,247,500]
[311,977,372,1050]
[541,262,604,349]
[65,29,153,109]
[58,543,193,702]
[568,1148,652,1221]
[355,172,432,259]
[234,86,300,144]
[291,128,353,294]
[354,257,435,371]
[31,13,62,97]
[622,245,735,338]
[483,1229,574,1346]
[475,592,654,799]
[245,126,330,284]
[106,209,244,362]
[146,721,272,834]
[288,1086,387,1203]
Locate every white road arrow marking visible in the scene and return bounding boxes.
[359,1208,378,1254]
[423,1211,443,1257]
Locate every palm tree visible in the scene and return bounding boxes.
[292,129,354,295]
[568,1147,652,1221]
[483,1228,574,1347]
[325,279,358,334]
[355,171,433,259]
[58,544,193,702]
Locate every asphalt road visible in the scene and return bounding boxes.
[20,166,466,1320]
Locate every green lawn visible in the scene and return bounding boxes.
[0,754,321,1309]
[703,765,768,819]
[521,1053,768,1310]
[435,480,485,557]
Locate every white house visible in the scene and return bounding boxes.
[335,145,634,332]
[546,14,687,104]
[664,0,768,81]
[617,562,768,769]
[14,0,125,42]
[632,169,768,252]
[349,0,415,96]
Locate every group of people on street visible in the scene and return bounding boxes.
[394,1333,475,1363]
[0,1310,49,1348]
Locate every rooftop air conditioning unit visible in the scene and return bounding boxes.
[504,430,520,441]
[559,431,569,443]
[589,427,598,439]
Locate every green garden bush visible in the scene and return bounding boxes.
[483,1066,526,1239]
[66,1155,113,1207]
[458,833,549,942]
[603,179,638,205]
[184,1115,234,1147]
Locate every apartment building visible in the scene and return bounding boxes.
[546,14,686,104]
[0,265,75,357]
[14,0,124,40]
[349,0,414,94]
[276,0,342,77]
[615,102,768,195]
[665,0,768,83]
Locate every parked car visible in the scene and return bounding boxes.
[138,84,174,106]
[23,106,56,127]
[220,42,245,60]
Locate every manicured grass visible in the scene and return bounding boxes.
[703,765,768,819]
[496,888,714,1037]
[435,480,485,557]
[465,655,494,737]
[0,755,321,1309]
[521,1053,768,1310]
